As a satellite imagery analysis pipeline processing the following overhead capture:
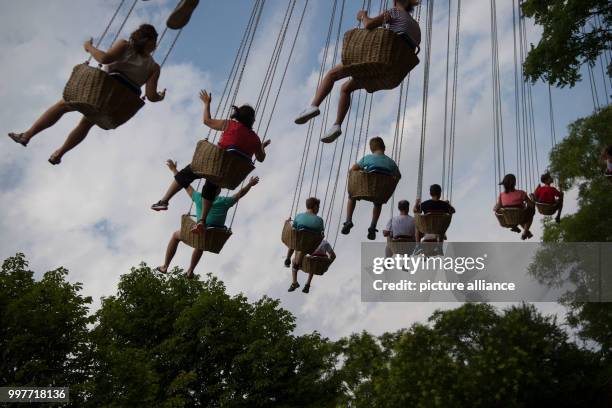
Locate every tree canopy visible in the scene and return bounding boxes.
[521,0,612,87]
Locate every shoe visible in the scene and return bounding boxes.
[151,200,169,211]
[341,221,353,235]
[166,0,200,30]
[367,227,378,240]
[48,154,62,165]
[190,221,205,235]
[295,106,320,124]
[155,266,168,274]
[555,216,561,224]
[510,226,521,233]
[8,132,28,146]
[320,124,342,143]
[288,282,300,292]
[284,257,291,268]
[302,284,310,294]
[412,244,425,256]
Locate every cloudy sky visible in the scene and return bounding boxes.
[1,0,607,339]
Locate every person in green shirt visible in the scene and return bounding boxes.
[156,159,259,279]
[342,137,401,240]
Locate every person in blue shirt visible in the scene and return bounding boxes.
[287,197,325,292]
[156,159,259,279]
[342,137,401,240]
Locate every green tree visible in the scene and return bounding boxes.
[521,0,612,86]
[0,253,92,406]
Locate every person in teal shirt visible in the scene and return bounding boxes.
[287,197,325,292]
[156,159,259,279]
[342,137,401,241]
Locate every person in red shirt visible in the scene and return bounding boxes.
[151,90,271,234]
[532,172,563,223]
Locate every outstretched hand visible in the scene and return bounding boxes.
[199,89,211,104]
[166,159,177,171]
[356,10,367,21]
[157,89,167,101]
[83,37,94,53]
[263,139,272,148]
[248,176,260,187]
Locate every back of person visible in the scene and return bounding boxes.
[218,120,262,158]
[420,200,453,214]
[386,7,421,46]
[534,185,560,204]
[500,190,527,208]
[192,191,236,227]
[312,240,332,257]
[358,153,398,175]
[387,214,415,237]
[293,212,324,233]
[106,44,155,87]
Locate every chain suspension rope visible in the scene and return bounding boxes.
[490,0,506,199]
[415,0,435,201]
[87,0,137,65]
[447,0,461,203]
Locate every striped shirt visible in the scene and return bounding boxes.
[384,7,421,45]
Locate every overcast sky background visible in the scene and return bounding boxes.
[1,0,608,339]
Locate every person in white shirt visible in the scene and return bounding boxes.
[383,200,416,256]
[285,239,336,294]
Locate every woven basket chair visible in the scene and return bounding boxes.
[281,220,323,254]
[342,28,420,93]
[387,238,416,256]
[191,140,255,190]
[499,207,527,227]
[63,63,144,130]
[495,212,512,228]
[179,215,232,254]
[301,255,334,276]
[535,202,558,216]
[347,170,399,204]
[415,213,452,236]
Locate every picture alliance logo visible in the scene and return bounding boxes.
[372,254,488,275]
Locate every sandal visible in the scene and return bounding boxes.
[302,284,310,294]
[341,221,354,235]
[151,200,169,211]
[8,132,28,147]
[288,282,300,292]
[155,266,168,274]
[48,154,62,165]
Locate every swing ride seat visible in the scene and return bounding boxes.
[301,255,334,276]
[347,169,400,204]
[281,220,323,254]
[497,207,529,227]
[415,213,452,236]
[190,140,255,190]
[535,202,558,216]
[63,63,144,130]
[387,236,416,256]
[495,211,512,228]
[180,215,232,254]
[342,28,420,93]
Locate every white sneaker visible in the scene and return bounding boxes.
[320,124,342,143]
[294,106,320,124]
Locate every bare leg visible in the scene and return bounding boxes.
[335,78,364,127]
[286,248,294,259]
[311,64,352,107]
[160,180,183,204]
[186,249,204,278]
[160,231,181,272]
[345,196,357,223]
[305,272,315,286]
[50,116,95,162]
[370,203,382,228]
[555,193,564,222]
[20,100,74,143]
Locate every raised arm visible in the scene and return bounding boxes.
[84,38,129,65]
[145,64,166,102]
[166,160,193,197]
[413,198,422,214]
[200,90,227,131]
[493,195,502,212]
[255,139,271,163]
[232,176,259,201]
[357,10,385,29]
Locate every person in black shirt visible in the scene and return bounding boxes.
[413,184,455,243]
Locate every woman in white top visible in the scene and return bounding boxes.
[8,24,166,165]
[294,0,420,144]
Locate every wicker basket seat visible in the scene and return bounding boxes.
[347,169,400,204]
[497,207,528,227]
[179,215,232,254]
[415,213,452,236]
[63,63,144,130]
[281,220,323,254]
[342,28,420,93]
[301,255,334,276]
[387,237,416,255]
[191,140,255,190]
[535,202,558,216]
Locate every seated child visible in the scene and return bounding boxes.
[532,172,563,223]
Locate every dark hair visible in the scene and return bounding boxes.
[540,172,553,184]
[398,200,410,212]
[129,24,158,55]
[397,0,418,13]
[370,137,386,152]
[306,197,320,210]
[429,184,442,197]
[499,174,517,193]
[231,105,256,129]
